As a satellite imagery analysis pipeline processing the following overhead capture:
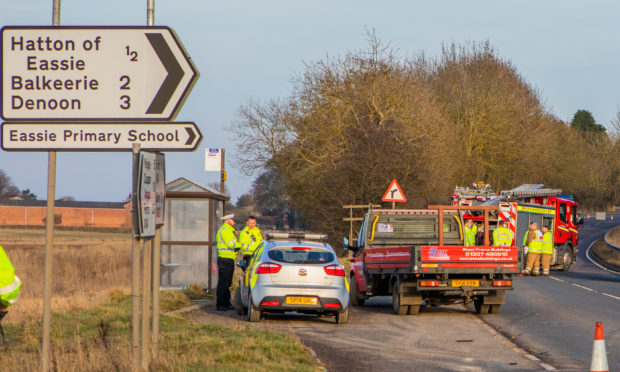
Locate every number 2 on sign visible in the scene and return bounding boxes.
[125,46,138,61]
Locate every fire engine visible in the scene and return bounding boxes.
[452,184,584,271]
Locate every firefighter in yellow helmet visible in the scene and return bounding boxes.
[239,215,263,267]
[216,214,243,311]
[524,223,543,275]
[540,225,554,276]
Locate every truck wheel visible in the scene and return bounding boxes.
[488,304,501,314]
[335,307,349,324]
[561,245,573,272]
[474,298,489,314]
[407,305,420,315]
[247,292,261,322]
[350,276,365,306]
[392,282,407,315]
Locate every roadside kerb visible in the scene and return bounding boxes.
[604,226,620,253]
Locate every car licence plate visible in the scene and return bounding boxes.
[452,280,479,287]
[285,296,318,305]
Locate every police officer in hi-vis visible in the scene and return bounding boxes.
[215,214,243,311]
[239,215,263,267]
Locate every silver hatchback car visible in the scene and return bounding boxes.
[234,233,350,324]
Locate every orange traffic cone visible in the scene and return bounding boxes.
[590,322,609,372]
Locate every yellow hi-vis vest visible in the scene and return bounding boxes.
[0,245,20,307]
[240,226,263,255]
[528,230,543,254]
[216,223,242,259]
[464,224,477,246]
[523,231,529,247]
[492,226,513,246]
[541,231,553,254]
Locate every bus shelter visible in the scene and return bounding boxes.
[160,177,229,291]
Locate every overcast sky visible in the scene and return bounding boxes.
[1,1,619,203]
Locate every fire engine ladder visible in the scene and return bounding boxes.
[477,184,563,206]
[500,184,562,201]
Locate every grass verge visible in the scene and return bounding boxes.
[1,290,317,372]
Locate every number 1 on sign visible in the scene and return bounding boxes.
[125,46,138,61]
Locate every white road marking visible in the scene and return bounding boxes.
[602,292,620,300]
[571,283,594,291]
[548,276,566,283]
[540,362,557,371]
[524,354,539,361]
[585,239,620,275]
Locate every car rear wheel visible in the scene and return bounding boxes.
[392,282,407,315]
[335,307,349,324]
[561,245,573,272]
[247,292,261,322]
[234,287,246,316]
[350,275,365,306]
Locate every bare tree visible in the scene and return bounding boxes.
[0,169,19,200]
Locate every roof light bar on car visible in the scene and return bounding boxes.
[265,232,328,241]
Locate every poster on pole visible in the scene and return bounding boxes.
[137,151,157,238]
[154,153,166,226]
[204,148,222,171]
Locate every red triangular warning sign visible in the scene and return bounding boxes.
[382,179,407,202]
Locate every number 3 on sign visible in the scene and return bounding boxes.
[120,95,131,109]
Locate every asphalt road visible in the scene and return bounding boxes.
[479,216,620,371]
[190,216,619,371]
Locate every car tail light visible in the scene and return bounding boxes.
[419,280,440,287]
[256,262,282,274]
[261,301,280,306]
[291,246,311,250]
[324,264,345,276]
[492,280,512,287]
[324,303,340,308]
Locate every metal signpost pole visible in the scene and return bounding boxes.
[41,2,61,371]
[152,228,161,358]
[141,238,152,370]
[152,152,165,359]
[131,144,141,371]
[220,148,225,193]
[145,2,156,366]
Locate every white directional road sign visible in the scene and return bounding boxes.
[1,26,198,121]
[1,122,202,151]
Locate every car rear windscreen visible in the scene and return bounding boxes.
[268,248,334,264]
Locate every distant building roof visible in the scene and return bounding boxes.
[0,199,128,209]
[166,177,229,201]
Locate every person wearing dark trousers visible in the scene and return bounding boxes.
[215,214,242,311]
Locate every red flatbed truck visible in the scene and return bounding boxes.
[345,205,521,315]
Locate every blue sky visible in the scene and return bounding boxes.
[1,1,619,202]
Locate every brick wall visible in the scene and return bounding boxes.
[0,204,132,228]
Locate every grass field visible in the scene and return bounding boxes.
[0,227,133,323]
[0,227,319,371]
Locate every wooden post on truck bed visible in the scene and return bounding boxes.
[342,204,380,245]
[427,205,499,246]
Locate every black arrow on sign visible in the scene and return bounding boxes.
[185,126,196,146]
[145,33,184,114]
